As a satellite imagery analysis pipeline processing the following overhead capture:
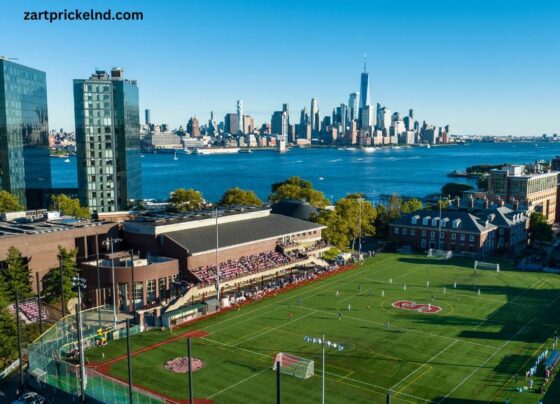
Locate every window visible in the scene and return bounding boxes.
[421,239,426,248]
[394,227,400,234]
[469,235,475,242]
[451,233,456,240]
[159,278,166,299]
[147,280,156,305]
[422,230,426,237]
[402,228,408,235]
[430,231,435,238]
[410,229,415,236]
[440,232,444,239]
[460,234,465,241]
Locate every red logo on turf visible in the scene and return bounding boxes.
[392,300,441,314]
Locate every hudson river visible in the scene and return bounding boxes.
[52,142,560,203]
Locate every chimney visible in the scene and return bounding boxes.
[484,198,489,209]
[455,197,461,207]
[468,197,475,208]
[513,200,519,211]
[500,199,505,207]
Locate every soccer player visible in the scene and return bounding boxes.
[338,312,342,320]
[403,284,407,291]
[432,294,435,302]
[289,312,293,319]
[389,278,393,284]
[381,290,385,297]
[348,304,351,311]
[336,290,339,297]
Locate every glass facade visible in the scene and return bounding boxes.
[74,69,142,213]
[0,60,52,207]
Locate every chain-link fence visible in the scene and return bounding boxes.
[28,306,166,403]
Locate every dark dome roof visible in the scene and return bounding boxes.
[271,200,318,221]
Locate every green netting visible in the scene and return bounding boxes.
[28,306,165,403]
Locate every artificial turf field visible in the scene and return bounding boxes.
[87,254,560,403]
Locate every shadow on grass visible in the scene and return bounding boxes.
[396,256,515,271]
[431,398,499,403]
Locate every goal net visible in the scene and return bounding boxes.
[427,249,453,260]
[474,261,500,272]
[273,352,314,379]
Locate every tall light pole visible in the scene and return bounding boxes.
[213,208,223,302]
[103,237,122,329]
[72,275,87,402]
[358,197,363,264]
[304,334,344,404]
[438,195,443,251]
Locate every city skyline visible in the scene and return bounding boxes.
[2,0,559,136]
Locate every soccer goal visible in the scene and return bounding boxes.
[427,249,453,260]
[273,352,314,379]
[474,261,500,272]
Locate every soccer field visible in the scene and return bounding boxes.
[87,254,560,403]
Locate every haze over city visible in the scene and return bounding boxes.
[2,0,559,136]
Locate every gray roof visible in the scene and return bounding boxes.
[391,209,497,233]
[271,200,318,221]
[164,213,324,254]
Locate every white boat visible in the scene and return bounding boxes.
[319,177,324,180]
[345,147,356,151]
[140,154,145,158]
[64,158,70,163]
[426,144,431,149]
[173,151,178,160]
[362,147,376,153]
[193,147,240,155]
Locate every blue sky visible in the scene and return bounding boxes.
[2,0,559,135]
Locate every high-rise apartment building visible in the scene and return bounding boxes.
[224,113,238,135]
[349,92,359,122]
[145,109,151,125]
[0,58,52,208]
[310,98,319,133]
[271,110,289,138]
[187,117,200,137]
[74,68,142,213]
[236,100,243,134]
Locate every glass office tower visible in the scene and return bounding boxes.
[0,58,52,208]
[74,68,141,213]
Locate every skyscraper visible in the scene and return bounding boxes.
[271,110,289,138]
[349,92,359,122]
[187,117,200,137]
[145,109,151,126]
[74,68,142,213]
[0,58,52,208]
[359,55,371,109]
[310,98,319,133]
[224,113,238,135]
[236,100,243,134]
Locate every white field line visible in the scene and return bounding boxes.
[390,340,458,392]
[437,292,560,403]
[207,368,268,399]
[472,278,543,330]
[297,304,495,349]
[201,258,425,334]
[203,334,431,403]
[233,311,316,347]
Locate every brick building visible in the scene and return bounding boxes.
[390,206,528,256]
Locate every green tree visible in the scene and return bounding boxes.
[312,209,350,249]
[169,188,204,212]
[312,194,376,249]
[401,198,423,213]
[0,289,18,363]
[219,187,263,207]
[269,176,329,208]
[477,175,489,191]
[441,183,474,198]
[375,194,403,238]
[0,191,23,213]
[50,194,90,218]
[0,247,32,302]
[42,246,78,305]
[529,212,553,243]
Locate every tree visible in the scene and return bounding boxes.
[401,198,423,214]
[51,194,90,218]
[0,247,32,302]
[42,246,78,305]
[0,191,23,213]
[0,289,17,363]
[269,176,329,208]
[375,194,403,238]
[529,212,553,243]
[477,175,489,191]
[169,188,204,212]
[219,187,263,207]
[441,183,474,198]
[312,194,376,249]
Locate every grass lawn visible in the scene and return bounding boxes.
[87,254,560,403]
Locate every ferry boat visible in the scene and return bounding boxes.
[193,147,240,155]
